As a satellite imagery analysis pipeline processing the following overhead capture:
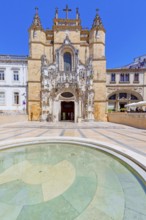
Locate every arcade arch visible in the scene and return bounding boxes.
[108,90,143,112]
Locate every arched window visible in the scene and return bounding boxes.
[131,94,138,100]
[119,93,127,99]
[109,94,116,100]
[64,52,72,72]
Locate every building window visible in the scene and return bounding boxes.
[64,52,72,72]
[119,93,127,99]
[131,94,138,100]
[111,73,116,82]
[0,92,5,105]
[14,92,19,105]
[125,73,129,81]
[0,71,5,81]
[120,73,124,82]
[120,73,129,82]
[134,73,139,82]
[13,71,19,81]
[109,94,116,100]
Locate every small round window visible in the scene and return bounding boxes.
[61,92,74,98]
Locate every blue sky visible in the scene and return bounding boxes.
[0,0,146,68]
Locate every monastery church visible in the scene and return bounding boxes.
[28,6,107,122]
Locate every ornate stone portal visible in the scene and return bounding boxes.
[41,37,94,122]
[28,6,107,122]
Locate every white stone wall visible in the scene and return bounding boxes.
[106,71,144,85]
[0,57,27,113]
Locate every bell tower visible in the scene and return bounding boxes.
[28,8,46,120]
[89,9,107,121]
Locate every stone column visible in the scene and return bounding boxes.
[115,100,118,112]
[78,98,82,122]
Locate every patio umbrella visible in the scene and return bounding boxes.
[125,101,146,107]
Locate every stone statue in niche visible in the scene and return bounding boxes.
[75,49,79,68]
[88,90,94,106]
[88,56,93,67]
[87,90,94,120]
[41,55,48,67]
[55,50,59,70]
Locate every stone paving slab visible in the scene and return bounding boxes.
[0,121,145,156]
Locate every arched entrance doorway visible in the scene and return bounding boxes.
[61,101,74,121]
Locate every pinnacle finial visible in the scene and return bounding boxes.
[55,7,58,18]
[32,7,42,28]
[76,7,80,19]
[92,8,104,29]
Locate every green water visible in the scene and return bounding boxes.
[0,143,145,220]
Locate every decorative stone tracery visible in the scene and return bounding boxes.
[41,36,94,122]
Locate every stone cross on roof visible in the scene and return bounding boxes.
[32,7,42,28]
[63,5,72,19]
[92,8,104,29]
[96,8,99,15]
[35,7,38,14]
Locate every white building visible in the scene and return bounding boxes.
[107,55,146,111]
[0,55,27,114]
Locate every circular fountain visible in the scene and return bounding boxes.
[0,137,145,220]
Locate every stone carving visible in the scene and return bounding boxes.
[92,9,104,29]
[40,37,95,122]
[41,55,48,67]
[63,35,71,45]
[87,89,94,120]
[32,7,42,29]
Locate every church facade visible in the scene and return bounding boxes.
[28,7,107,122]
